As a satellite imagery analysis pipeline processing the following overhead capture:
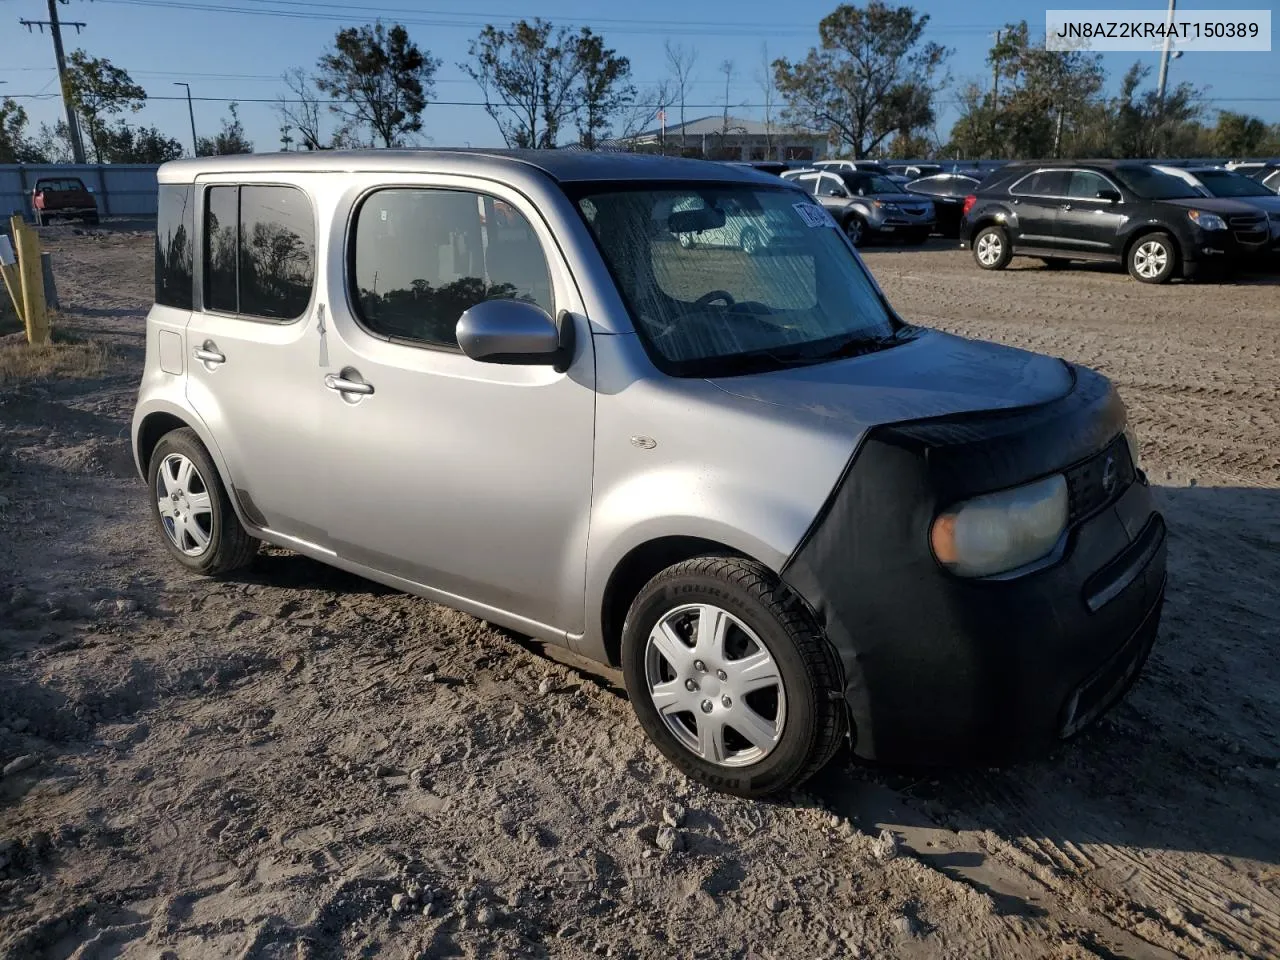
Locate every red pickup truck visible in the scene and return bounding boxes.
[31,177,100,226]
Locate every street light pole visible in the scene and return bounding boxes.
[174,82,198,156]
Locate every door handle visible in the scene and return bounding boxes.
[193,346,225,364]
[324,373,374,396]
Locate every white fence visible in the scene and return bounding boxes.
[1,164,160,221]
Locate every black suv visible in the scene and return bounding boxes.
[960,161,1271,283]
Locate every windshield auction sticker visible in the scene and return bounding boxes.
[1046,9,1271,51]
[794,203,837,228]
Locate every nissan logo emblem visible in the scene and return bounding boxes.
[1101,454,1118,495]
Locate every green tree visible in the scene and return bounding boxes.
[1,98,46,163]
[772,2,950,159]
[1108,62,1203,158]
[65,50,148,164]
[575,28,634,149]
[1213,111,1271,157]
[316,22,440,147]
[985,22,1104,158]
[463,19,584,149]
[100,121,185,163]
[197,103,255,156]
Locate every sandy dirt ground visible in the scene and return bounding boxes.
[1,227,1278,960]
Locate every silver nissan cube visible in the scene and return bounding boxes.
[132,150,1167,797]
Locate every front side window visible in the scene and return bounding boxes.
[203,184,315,320]
[155,183,194,309]
[351,189,554,349]
[573,183,900,377]
[1066,171,1115,200]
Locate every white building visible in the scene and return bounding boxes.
[618,114,828,163]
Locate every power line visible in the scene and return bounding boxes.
[8,93,1280,106]
[90,0,1006,37]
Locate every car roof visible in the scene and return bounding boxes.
[157,148,777,186]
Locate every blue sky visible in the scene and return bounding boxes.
[2,0,1277,154]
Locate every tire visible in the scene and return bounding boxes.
[972,225,1012,270]
[621,557,846,798]
[678,233,694,249]
[1127,232,1178,284]
[86,213,100,225]
[740,226,762,255]
[147,428,259,576]
[1040,257,1070,269]
[906,230,929,245]
[844,215,866,247]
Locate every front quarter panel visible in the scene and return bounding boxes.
[578,332,861,663]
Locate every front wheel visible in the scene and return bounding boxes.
[621,557,846,798]
[147,428,259,576]
[1128,232,1178,284]
[972,225,1012,270]
[844,215,866,247]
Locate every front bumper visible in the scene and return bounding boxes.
[781,363,1168,765]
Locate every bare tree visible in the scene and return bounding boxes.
[664,41,698,152]
[276,67,325,150]
[617,81,673,151]
[756,43,776,158]
[719,59,736,135]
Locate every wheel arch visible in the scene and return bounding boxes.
[133,403,255,530]
[1121,224,1182,266]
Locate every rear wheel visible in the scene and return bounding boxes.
[1128,232,1178,284]
[621,557,846,798]
[740,226,762,255]
[972,225,1012,270]
[147,428,259,576]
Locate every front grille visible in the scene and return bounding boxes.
[1065,435,1135,525]
[1228,214,1265,229]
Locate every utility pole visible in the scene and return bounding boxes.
[989,29,1002,159]
[19,0,89,164]
[1156,0,1177,104]
[174,82,198,156]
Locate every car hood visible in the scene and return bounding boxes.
[707,328,1074,429]
[863,193,931,205]
[1163,196,1268,216]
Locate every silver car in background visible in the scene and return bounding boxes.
[782,168,936,245]
[132,151,1166,797]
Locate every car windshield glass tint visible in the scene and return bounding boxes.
[1114,166,1199,199]
[862,175,905,194]
[574,185,896,376]
[1194,170,1273,197]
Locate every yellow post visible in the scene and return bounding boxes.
[11,215,49,346]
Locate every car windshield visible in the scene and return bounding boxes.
[572,184,900,377]
[1193,170,1274,197]
[1113,166,1200,200]
[858,175,906,195]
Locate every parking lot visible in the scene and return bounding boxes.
[1,225,1278,959]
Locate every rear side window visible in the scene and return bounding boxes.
[202,184,315,320]
[350,189,554,349]
[1011,170,1071,197]
[155,184,195,309]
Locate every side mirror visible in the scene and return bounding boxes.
[456,299,568,369]
[1096,188,1122,203]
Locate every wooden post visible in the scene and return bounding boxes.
[41,252,59,310]
[11,215,50,346]
[0,233,24,328]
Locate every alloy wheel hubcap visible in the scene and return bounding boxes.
[977,233,1002,264]
[156,454,214,556]
[643,603,787,767]
[1135,241,1167,278]
[847,220,863,243]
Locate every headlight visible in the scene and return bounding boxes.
[1187,209,1227,231]
[930,474,1069,578]
[1123,424,1143,473]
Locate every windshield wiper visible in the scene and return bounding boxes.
[811,323,919,361]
